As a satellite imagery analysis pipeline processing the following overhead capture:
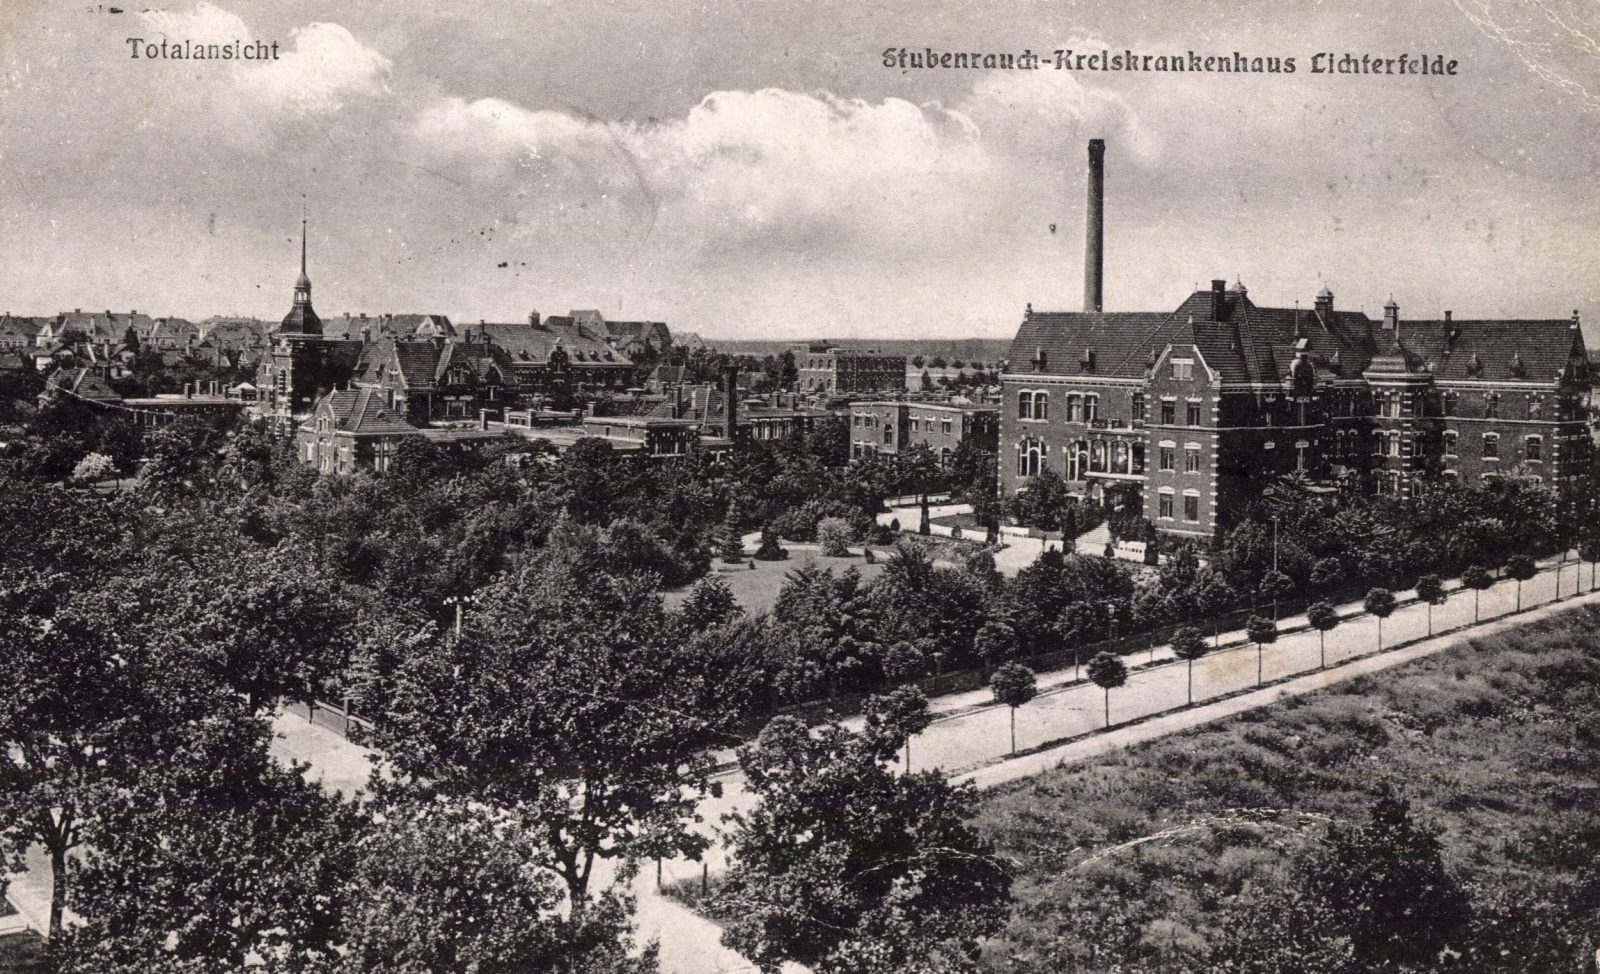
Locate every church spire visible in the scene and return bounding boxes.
[281,215,322,336]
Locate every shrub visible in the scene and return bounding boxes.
[753,526,788,561]
[817,517,853,557]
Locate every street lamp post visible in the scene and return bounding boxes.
[444,594,477,678]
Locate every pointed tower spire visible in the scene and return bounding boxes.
[282,212,322,336]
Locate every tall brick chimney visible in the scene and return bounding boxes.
[722,365,739,440]
[1084,139,1105,313]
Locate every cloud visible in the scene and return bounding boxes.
[235,21,392,116]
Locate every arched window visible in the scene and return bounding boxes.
[1017,390,1033,420]
[1066,440,1089,480]
[1016,438,1045,477]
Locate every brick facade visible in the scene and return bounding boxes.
[1000,281,1593,539]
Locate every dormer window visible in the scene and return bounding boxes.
[1079,348,1095,373]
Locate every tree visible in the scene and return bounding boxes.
[753,525,788,561]
[1413,574,1446,636]
[371,560,727,906]
[973,620,1018,671]
[1086,651,1127,728]
[72,450,116,488]
[1461,564,1493,622]
[676,573,742,635]
[1258,568,1295,620]
[1169,625,1208,705]
[1363,587,1397,653]
[919,369,934,392]
[864,685,932,769]
[718,500,746,564]
[918,494,931,535]
[1504,553,1537,611]
[1298,790,1470,968]
[988,662,1038,755]
[134,416,227,503]
[1580,535,1600,594]
[1309,555,1344,591]
[338,793,657,974]
[818,516,853,557]
[0,577,232,936]
[57,710,361,973]
[1306,600,1340,669]
[1245,614,1278,686]
[161,547,350,712]
[718,714,1012,973]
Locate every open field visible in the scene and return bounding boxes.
[974,605,1600,973]
[661,546,889,613]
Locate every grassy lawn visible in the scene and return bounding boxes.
[975,604,1600,973]
[662,548,889,614]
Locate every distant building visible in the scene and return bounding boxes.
[355,338,513,424]
[38,367,122,407]
[479,313,634,396]
[1002,140,1594,538]
[1003,281,1594,538]
[320,313,456,343]
[297,385,419,475]
[848,400,999,462]
[255,222,364,429]
[649,372,828,444]
[796,345,906,395]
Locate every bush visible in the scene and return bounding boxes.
[817,517,853,557]
[753,526,788,561]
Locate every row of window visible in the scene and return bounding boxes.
[1015,438,1146,478]
[1018,390,1204,426]
[1370,429,1543,461]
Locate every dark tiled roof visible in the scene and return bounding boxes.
[1005,310,1177,379]
[0,315,49,341]
[434,341,510,384]
[479,320,630,366]
[1008,287,1590,389]
[317,387,419,435]
[1384,320,1584,384]
[322,313,455,341]
[55,311,152,342]
[41,368,122,403]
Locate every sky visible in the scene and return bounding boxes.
[1,0,1597,342]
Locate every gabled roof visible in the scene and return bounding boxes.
[1008,287,1584,389]
[40,367,122,404]
[321,313,456,342]
[198,317,270,348]
[479,319,631,366]
[314,387,419,436]
[0,315,49,341]
[54,311,152,342]
[434,341,510,384]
